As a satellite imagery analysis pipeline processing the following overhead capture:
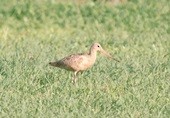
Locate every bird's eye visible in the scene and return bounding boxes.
[97,45,100,47]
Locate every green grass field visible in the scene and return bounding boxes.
[0,0,170,117]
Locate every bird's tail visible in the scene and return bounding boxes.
[49,61,59,67]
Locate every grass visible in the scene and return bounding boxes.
[0,0,170,117]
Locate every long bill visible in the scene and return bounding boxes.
[100,49,120,62]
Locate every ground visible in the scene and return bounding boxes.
[0,0,170,117]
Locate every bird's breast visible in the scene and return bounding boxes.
[77,55,96,71]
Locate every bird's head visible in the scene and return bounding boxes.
[91,43,120,62]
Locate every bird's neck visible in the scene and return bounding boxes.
[89,48,97,58]
[87,48,97,65]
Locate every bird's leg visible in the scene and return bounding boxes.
[78,71,83,75]
[72,71,78,84]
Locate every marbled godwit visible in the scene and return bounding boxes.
[49,43,119,83]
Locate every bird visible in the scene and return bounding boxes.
[49,43,119,84]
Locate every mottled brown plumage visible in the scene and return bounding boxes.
[49,43,119,83]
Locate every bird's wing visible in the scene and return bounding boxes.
[57,54,85,71]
